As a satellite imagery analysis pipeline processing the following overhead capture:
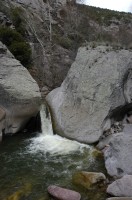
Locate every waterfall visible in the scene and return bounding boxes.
[40,104,53,136]
[28,104,91,155]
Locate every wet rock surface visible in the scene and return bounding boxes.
[107,175,132,197]
[48,185,81,200]
[72,171,106,189]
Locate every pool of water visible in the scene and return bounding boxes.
[0,132,107,200]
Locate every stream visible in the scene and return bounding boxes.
[0,105,107,200]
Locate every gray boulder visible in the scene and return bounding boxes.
[0,42,41,136]
[104,126,132,177]
[48,185,81,200]
[107,175,132,197]
[46,46,132,143]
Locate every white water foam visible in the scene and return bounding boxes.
[28,134,90,155]
[27,104,92,155]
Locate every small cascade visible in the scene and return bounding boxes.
[40,104,53,136]
[28,104,92,155]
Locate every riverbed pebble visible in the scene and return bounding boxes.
[47,185,81,200]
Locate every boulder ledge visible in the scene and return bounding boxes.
[0,42,41,137]
[46,46,132,143]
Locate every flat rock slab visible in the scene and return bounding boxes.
[107,175,132,197]
[48,185,81,200]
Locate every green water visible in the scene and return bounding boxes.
[0,132,107,200]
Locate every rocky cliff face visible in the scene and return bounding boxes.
[1,0,132,142]
[1,0,132,91]
[0,0,74,90]
[0,42,41,140]
[46,46,132,144]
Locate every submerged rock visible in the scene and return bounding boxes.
[6,183,32,200]
[91,148,103,158]
[0,42,41,136]
[47,185,81,200]
[46,46,132,144]
[107,175,132,197]
[72,171,106,189]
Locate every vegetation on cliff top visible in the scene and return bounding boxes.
[77,4,132,25]
[52,2,132,49]
[0,5,31,67]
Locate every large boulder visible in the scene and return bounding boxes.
[46,46,132,143]
[47,185,81,200]
[104,126,132,177]
[0,42,41,136]
[107,175,132,197]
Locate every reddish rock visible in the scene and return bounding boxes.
[47,185,81,200]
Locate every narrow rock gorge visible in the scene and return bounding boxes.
[0,0,132,200]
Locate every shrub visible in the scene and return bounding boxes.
[0,26,31,67]
[9,41,31,66]
[58,36,73,49]
[0,27,23,46]
[11,7,26,36]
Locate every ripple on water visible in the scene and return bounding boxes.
[0,132,106,200]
